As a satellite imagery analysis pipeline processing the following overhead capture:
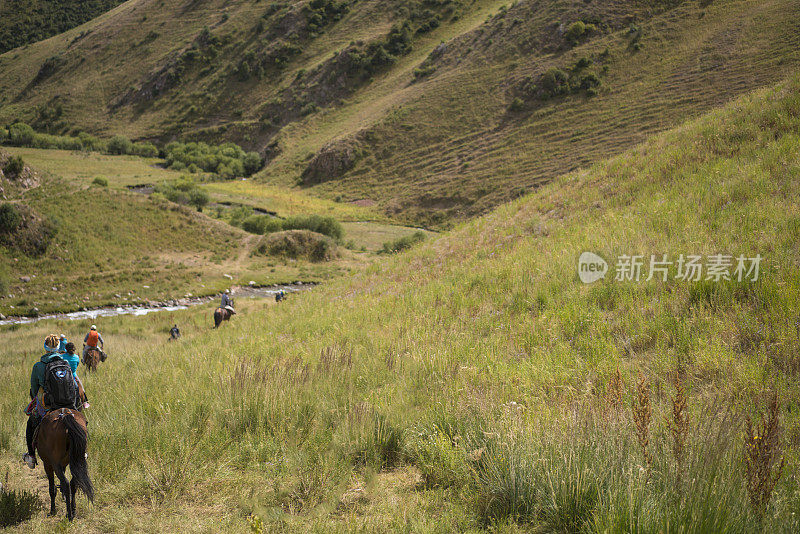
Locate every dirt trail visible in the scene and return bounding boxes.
[231,233,258,270]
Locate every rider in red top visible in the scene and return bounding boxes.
[83,324,104,360]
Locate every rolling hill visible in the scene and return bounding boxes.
[1,0,799,225]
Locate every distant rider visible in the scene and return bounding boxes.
[23,334,79,469]
[83,324,104,360]
[221,289,235,313]
[169,324,181,340]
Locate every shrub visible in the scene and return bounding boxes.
[413,63,436,80]
[256,230,338,261]
[282,214,343,240]
[381,230,426,253]
[0,204,56,256]
[243,152,262,175]
[7,123,35,146]
[540,67,570,98]
[0,203,22,234]
[565,21,586,43]
[77,132,106,151]
[509,97,525,112]
[134,141,159,158]
[108,135,134,155]
[0,486,42,528]
[228,205,255,227]
[580,72,601,90]
[0,128,7,143]
[92,176,108,187]
[163,141,262,177]
[241,214,283,235]
[2,155,24,177]
[188,188,210,211]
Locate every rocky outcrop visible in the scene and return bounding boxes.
[0,149,39,199]
[301,136,365,185]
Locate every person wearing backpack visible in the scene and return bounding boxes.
[22,334,80,469]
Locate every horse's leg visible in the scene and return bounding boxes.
[70,476,77,518]
[45,463,57,516]
[54,464,72,521]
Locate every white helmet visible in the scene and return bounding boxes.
[91,324,97,330]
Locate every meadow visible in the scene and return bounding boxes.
[0,144,432,316]
[1,74,799,532]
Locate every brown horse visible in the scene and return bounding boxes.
[35,408,94,520]
[82,347,104,372]
[213,307,235,328]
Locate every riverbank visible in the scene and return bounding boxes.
[0,283,314,326]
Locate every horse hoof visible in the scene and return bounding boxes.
[48,510,56,517]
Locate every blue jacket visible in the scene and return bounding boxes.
[58,338,68,354]
[31,353,64,399]
[62,352,80,378]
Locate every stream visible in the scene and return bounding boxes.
[0,284,312,327]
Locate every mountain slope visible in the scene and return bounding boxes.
[0,0,126,54]
[1,0,799,226]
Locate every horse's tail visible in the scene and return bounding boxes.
[62,412,94,503]
[213,308,221,328]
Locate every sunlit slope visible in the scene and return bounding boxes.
[3,75,799,532]
[0,168,247,315]
[2,0,800,225]
[278,0,800,225]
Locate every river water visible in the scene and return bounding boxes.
[0,284,311,327]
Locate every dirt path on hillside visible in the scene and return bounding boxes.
[231,233,258,270]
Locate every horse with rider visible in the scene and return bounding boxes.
[214,289,236,328]
[22,332,95,520]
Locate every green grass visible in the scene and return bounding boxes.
[2,73,800,532]
[202,180,383,221]
[0,177,245,315]
[2,147,186,188]
[341,222,433,252]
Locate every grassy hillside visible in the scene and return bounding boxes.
[2,74,799,532]
[0,147,433,315]
[0,155,246,315]
[0,0,125,54]
[2,0,799,225]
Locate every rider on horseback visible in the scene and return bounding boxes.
[83,324,104,360]
[221,289,235,313]
[63,342,89,410]
[23,334,81,469]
